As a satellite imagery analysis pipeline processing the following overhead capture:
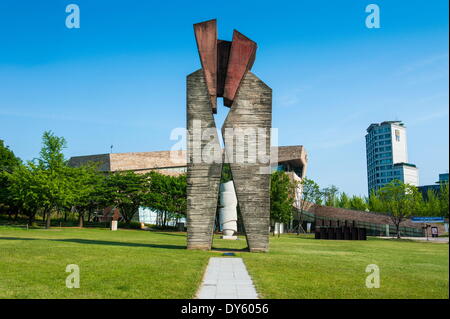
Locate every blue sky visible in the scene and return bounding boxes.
[0,0,448,196]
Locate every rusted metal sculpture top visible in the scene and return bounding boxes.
[194,19,257,113]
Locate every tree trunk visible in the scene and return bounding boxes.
[28,213,35,226]
[42,210,46,222]
[396,223,401,239]
[79,213,84,228]
[297,215,304,235]
[278,223,281,238]
[46,212,51,229]
[14,209,19,221]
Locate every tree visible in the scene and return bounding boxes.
[295,177,321,235]
[144,171,186,228]
[221,164,232,183]
[66,164,104,227]
[0,140,21,219]
[35,131,72,228]
[167,174,187,222]
[439,183,449,219]
[322,185,339,207]
[378,179,422,238]
[368,190,384,212]
[338,192,351,209]
[422,189,441,217]
[38,131,67,170]
[270,171,295,237]
[3,163,42,225]
[103,171,148,224]
[349,195,368,211]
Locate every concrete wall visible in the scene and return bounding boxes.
[391,123,408,164]
[401,165,419,186]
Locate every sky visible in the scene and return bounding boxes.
[0,0,448,196]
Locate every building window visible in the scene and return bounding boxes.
[395,129,400,142]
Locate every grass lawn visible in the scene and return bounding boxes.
[0,226,448,299]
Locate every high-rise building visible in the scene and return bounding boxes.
[365,121,419,195]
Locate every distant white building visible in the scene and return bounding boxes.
[365,121,419,194]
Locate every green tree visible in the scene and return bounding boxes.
[378,180,422,238]
[3,163,42,225]
[103,171,148,224]
[144,171,186,228]
[295,177,321,235]
[422,189,441,217]
[0,140,21,171]
[349,195,368,211]
[321,185,339,207]
[368,190,384,212]
[0,140,21,219]
[338,192,351,209]
[221,164,232,183]
[35,131,72,228]
[168,174,187,222]
[270,171,295,237]
[439,183,449,218]
[38,131,67,170]
[67,164,104,227]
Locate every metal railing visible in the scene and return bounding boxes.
[296,210,424,237]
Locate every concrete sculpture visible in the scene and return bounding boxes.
[186,19,272,252]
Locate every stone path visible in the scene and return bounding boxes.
[196,257,259,299]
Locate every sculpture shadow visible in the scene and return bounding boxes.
[150,232,186,237]
[0,237,37,241]
[0,236,186,250]
[211,246,249,253]
[52,238,186,250]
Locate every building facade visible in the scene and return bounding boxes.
[68,146,308,228]
[365,121,419,194]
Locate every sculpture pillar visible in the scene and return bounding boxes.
[186,69,222,250]
[222,71,272,252]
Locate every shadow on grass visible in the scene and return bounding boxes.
[0,237,37,241]
[53,238,187,250]
[0,237,186,250]
[150,232,186,237]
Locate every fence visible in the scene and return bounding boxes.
[297,210,425,237]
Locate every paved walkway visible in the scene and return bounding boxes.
[379,236,449,243]
[196,257,259,299]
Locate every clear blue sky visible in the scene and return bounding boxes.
[0,0,448,196]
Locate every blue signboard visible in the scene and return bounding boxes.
[411,217,445,223]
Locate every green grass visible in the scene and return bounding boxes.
[0,226,214,298]
[0,226,448,299]
[234,235,449,299]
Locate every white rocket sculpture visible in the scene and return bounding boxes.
[219,181,238,239]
